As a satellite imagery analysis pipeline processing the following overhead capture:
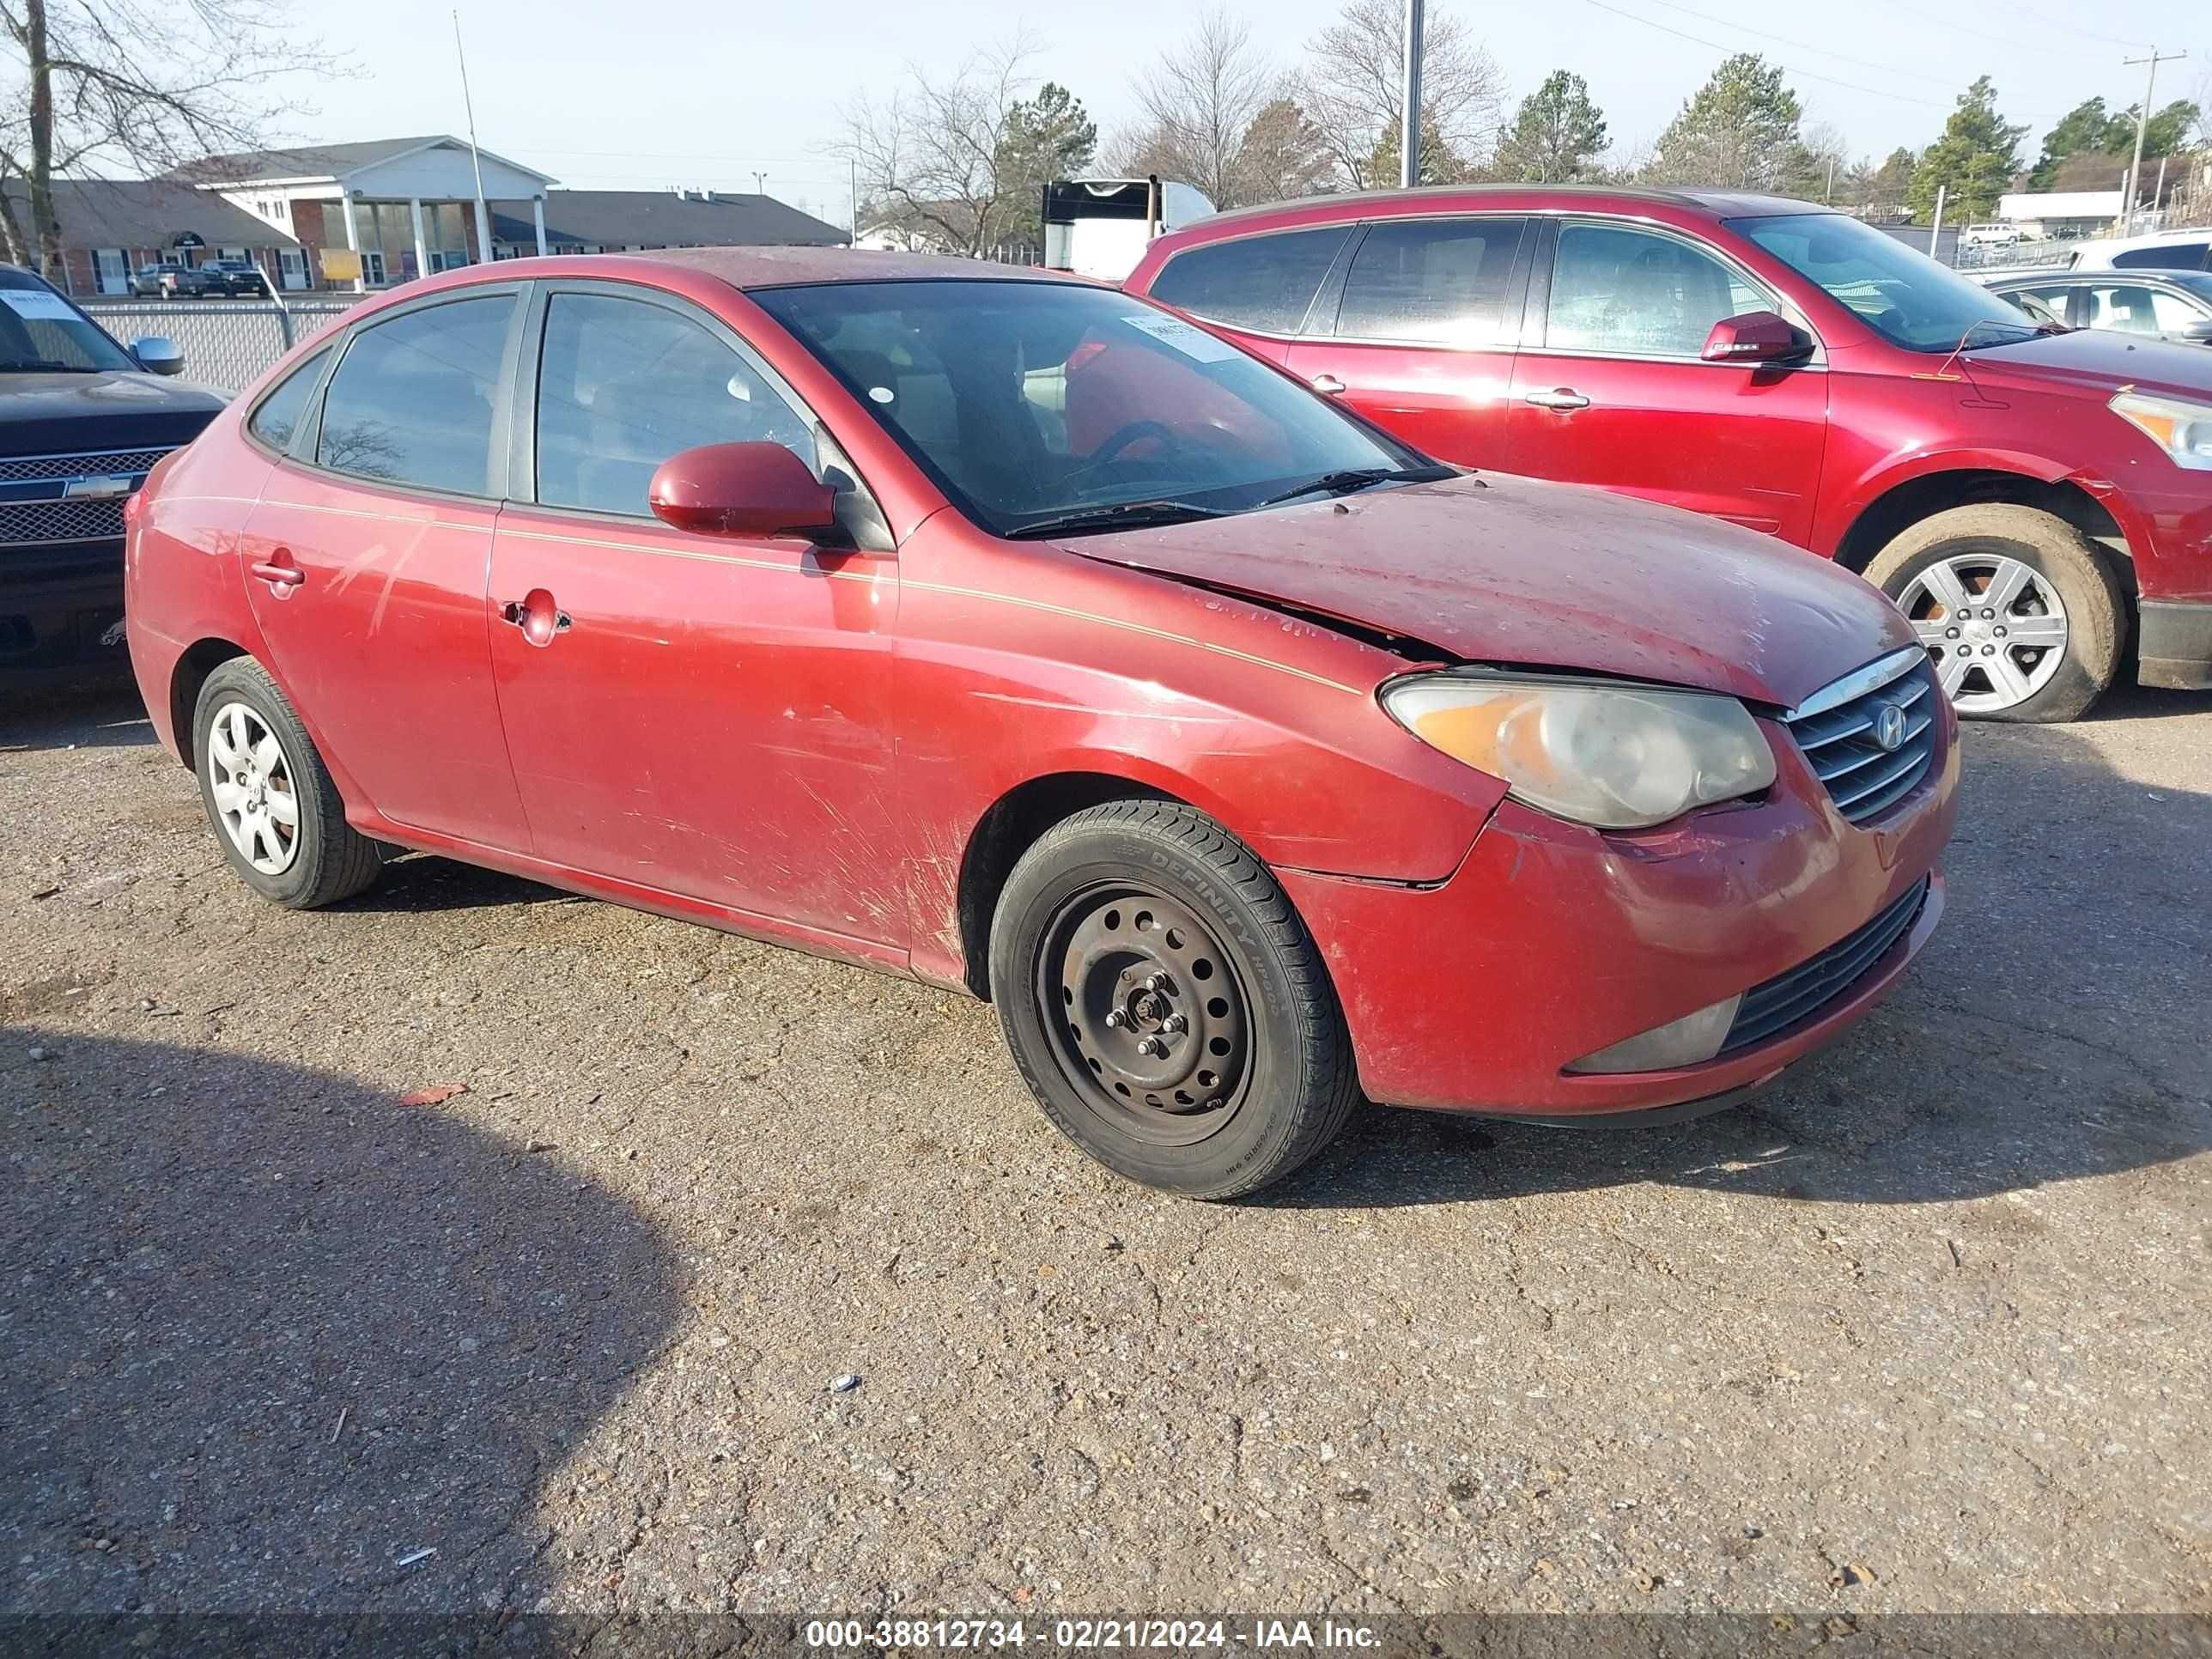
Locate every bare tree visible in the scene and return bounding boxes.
[1298,0,1504,189]
[0,0,342,275]
[835,31,1048,256]
[1125,8,1273,208]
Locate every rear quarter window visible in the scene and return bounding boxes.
[2112,243,2209,270]
[1148,227,1351,335]
[246,347,331,453]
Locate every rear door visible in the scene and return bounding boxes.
[1284,215,1532,468]
[486,282,904,942]
[1140,224,1354,368]
[1506,218,1829,542]
[240,287,533,851]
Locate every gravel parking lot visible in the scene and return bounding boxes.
[3,675,2208,1620]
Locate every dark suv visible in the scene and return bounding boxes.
[204,258,272,298]
[0,265,223,675]
[1128,186,2212,721]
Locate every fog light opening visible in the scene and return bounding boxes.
[1565,992,1744,1075]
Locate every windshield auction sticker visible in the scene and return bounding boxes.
[0,288,78,320]
[1120,312,1240,363]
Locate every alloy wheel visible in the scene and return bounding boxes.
[206,701,301,875]
[1898,551,2069,714]
[1036,882,1251,1147]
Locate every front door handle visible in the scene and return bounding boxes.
[1309,373,1346,395]
[1524,387,1591,411]
[498,589,572,648]
[249,549,305,591]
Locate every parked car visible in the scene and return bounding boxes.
[2050,228,2212,274]
[125,251,1954,1198]
[129,262,214,298]
[1990,270,2212,346]
[1960,222,2021,248]
[203,258,272,298]
[1127,186,2212,720]
[0,264,221,676]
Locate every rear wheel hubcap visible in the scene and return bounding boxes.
[1040,884,1250,1146]
[206,701,301,876]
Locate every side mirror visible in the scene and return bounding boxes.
[1701,309,1813,366]
[647,441,837,538]
[2180,319,2212,346]
[131,336,185,376]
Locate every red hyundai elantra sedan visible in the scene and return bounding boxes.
[125,250,1955,1197]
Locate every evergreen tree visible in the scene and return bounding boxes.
[1492,70,1608,183]
[1908,76,2026,222]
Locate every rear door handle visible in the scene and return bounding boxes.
[250,550,304,590]
[1309,374,1346,395]
[1523,387,1591,410]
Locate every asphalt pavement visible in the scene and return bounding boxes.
[3,676,2207,1620]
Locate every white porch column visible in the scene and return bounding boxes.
[338,187,363,293]
[473,196,493,265]
[532,194,549,257]
[410,197,429,281]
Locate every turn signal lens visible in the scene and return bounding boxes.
[2110,392,2212,471]
[1380,674,1777,830]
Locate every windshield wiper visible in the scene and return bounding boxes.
[1254,465,1450,508]
[1005,500,1233,539]
[0,358,94,373]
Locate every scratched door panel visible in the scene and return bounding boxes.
[240,467,529,849]
[485,507,904,944]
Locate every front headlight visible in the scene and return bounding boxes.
[1380,673,1777,830]
[2110,392,2212,471]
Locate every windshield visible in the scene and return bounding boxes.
[750,279,1435,537]
[1730,213,2039,353]
[0,272,137,372]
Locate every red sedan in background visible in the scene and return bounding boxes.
[1127,186,2212,723]
[125,250,1954,1197]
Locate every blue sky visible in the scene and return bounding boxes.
[291,0,2207,221]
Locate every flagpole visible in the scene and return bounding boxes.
[453,11,494,264]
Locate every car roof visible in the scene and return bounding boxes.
[556,246,1081,289]
[1182,183,1829,234]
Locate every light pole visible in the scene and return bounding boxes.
[2121,49,2185,231]
[1398,0,1424,189]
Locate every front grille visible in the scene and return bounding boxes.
[0,496,127,546]
[0,447,172,484]
[1782,653,1939,825]
[1721,878,1930,1054]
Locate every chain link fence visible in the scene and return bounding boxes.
[81,297,369,395]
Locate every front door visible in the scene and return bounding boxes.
[1284,216,1531,469]
[487,285,903,944]
[1507,220,1830,542]
[240,288,532,850]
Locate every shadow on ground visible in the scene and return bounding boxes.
[0,1034,684,1615]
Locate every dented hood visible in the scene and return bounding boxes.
[1060,472,1917,709]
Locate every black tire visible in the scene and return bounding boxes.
[191,657,382,908]
[1863,503,2125,723]
[988,799,1358,1200]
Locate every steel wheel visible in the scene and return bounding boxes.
[204,699,301,876]
[1036,881,1251,1148]
[1898,551,2069,714]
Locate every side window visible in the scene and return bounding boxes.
[1147,228,1352,335]
[1547,223,1762,358]
[534,291,817,518]
[2087,284,2162,336]
[246,347,330,453]
[2149,290,2206,334]
[1335,217,1528,345]
[2112,243,2209,270]
[316,295,515,493]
